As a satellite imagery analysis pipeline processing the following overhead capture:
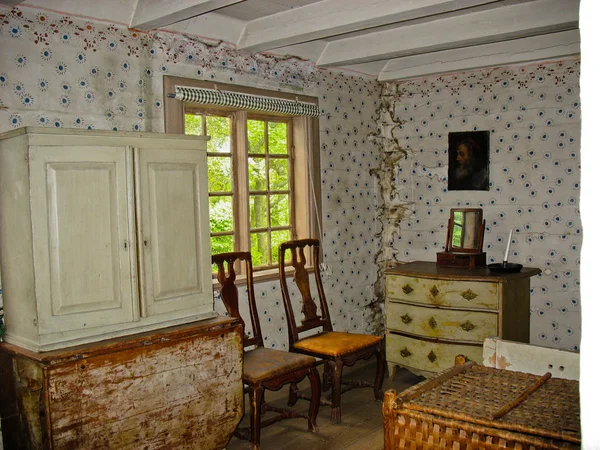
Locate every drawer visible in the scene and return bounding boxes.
[386,302,497,342]
[387,275,498,309]
[386,333,483,374]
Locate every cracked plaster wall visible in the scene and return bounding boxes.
[373,59,582,351]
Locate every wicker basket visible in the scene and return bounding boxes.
[383,362,580,449]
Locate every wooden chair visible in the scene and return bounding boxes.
[212,252,321,450]
[278,239,385,424]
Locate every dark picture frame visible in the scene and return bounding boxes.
[448,131,490,191]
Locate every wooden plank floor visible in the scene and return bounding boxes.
[225,360,424,450]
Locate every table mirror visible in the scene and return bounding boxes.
[447,208,484,253]
[437,208,486,268]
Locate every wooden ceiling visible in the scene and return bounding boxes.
[11,0,581,81]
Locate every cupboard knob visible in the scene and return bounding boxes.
[461,289,478,300]
[402,284,414,294]
[401,313,412,325]
[428,351,437,363]
[428,317,437,329]
[400,347,412,358]
[460,320,476,332]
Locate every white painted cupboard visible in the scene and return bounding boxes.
[0,127,215,352]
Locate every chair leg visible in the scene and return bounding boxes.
[248,384,265,450]
[322,360,332,392]
[287,382,300,407]
[374,347,386,401]
[330,359,344,424]
[307,367,321,431]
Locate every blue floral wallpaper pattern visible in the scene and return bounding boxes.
[373,60,581,351]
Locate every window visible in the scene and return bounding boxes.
[163,76,321,278]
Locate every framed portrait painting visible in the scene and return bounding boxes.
[448,131,490,191]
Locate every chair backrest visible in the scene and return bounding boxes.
[212,252,263,349]
[278,239,332,346]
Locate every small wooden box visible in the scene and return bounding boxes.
[436,251,487,268]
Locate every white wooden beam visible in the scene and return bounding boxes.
[0,0,26,4]
[237,0,499,53]
[129,0,244,31]
[378,30,580,81]
[316,0,579,68]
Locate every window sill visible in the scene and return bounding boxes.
[211,265,314,289]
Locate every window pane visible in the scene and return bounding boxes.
[185,114,204,136]
[209,196,233,233]
[268,122,288,155]
[211,235,234,256]
[208,156,232,192]
[251,232,269,267]
[270,194,290,227]
[248,157,267,191]
[206,116,231,153]
[269,159,289,191]
[249,195,268,229]
[248,120,265,154]
[271,230,291,265]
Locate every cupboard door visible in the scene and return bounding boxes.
[29,146,137,334]
[135,147,212,318]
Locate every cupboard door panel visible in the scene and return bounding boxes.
[29,146,137,334]
[136,147,211,317]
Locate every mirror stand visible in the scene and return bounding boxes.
[436,208,487,268]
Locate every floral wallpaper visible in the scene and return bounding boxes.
[373,60,581,351]
[0,6,582,355]
[0,6,382,351]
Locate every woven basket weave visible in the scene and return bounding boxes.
[384,362,580,449]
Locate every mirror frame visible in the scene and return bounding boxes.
[444,208,485,254]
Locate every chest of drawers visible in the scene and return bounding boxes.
[385,261,540,378]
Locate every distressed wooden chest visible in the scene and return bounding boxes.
[0,316,243,449]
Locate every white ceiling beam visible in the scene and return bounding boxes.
[378,30,580,82]
[237,0,499,53]
[0,0,26,4]
[129,0,244,31]
[316,0,579,68]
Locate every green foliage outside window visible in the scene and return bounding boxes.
[185,113,292,268]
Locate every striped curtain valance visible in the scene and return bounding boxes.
[173,86,320,117]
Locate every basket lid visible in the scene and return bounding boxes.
[398,363,580,444]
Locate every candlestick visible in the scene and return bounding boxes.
[504,229,513,263]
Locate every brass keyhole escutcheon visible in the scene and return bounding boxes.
[430,285,439,297]
[428,351,437,363]
[401,313,413,325]
[461,289,478,301]
[428,317,437,329]
[460,320,476,332]
[400,347,412,358]
[402,284,414,294]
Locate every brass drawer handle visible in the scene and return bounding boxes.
[402,284,414,294]
[430,285,439,297]
[428,317,437,329]
[400,347,412,358]
[460,320,476,332]
[401,313,413,325]
[428,351,437,363]
[461,289,478,300]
